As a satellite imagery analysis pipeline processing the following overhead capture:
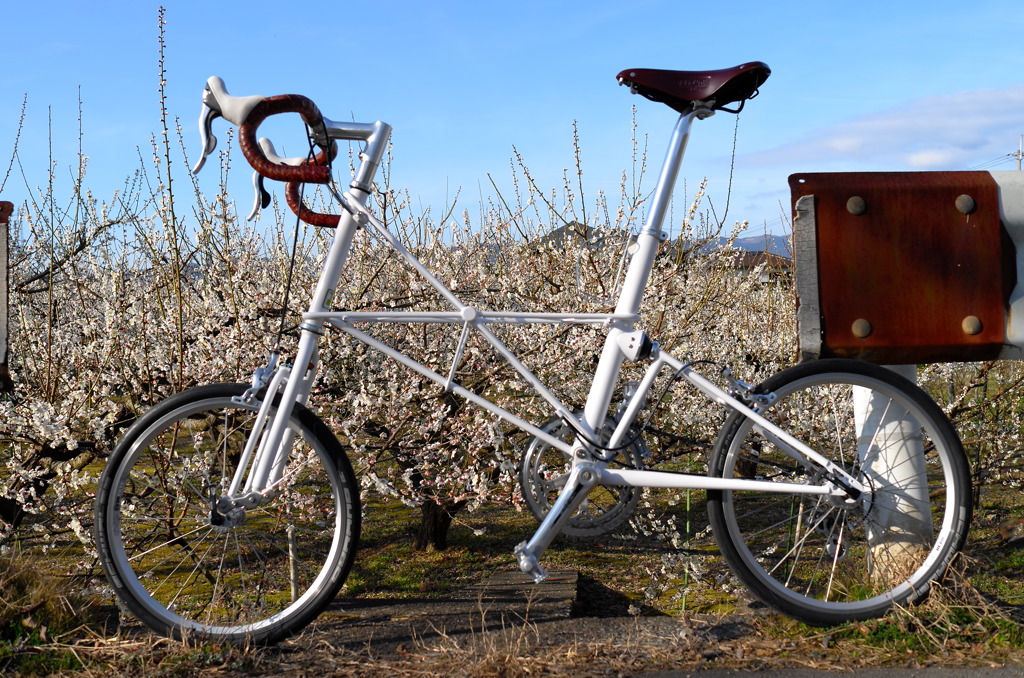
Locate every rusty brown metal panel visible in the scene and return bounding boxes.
[790,172,1015,364]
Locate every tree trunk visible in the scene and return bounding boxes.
[0,496,27,530]
[0,441,103,533]
[412,500,466,551]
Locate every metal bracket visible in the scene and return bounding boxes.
[722,366,777,409]
[616,330,654,362]
[234,352,281,404]
[793,194,822,362]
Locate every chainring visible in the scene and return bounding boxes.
[518,415,646,539]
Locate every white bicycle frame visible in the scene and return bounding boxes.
[228,105,867,582]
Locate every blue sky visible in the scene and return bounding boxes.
[2,1,1023,237]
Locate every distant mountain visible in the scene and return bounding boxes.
[709,234,792,257]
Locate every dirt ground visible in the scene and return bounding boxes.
[86,567,1024,678]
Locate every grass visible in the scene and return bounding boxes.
[7,480,1024,675]
[0,552,93,676]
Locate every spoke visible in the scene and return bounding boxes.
[219,411,232,483]
[732,496,821,542]
[180,532,226,620]
[126,523,210,563]
[157,528,222,616]
[737,452,803,478]
[124,453,212,507]
[232,529,253,622]
[126,525,213,591]
[793,520,836,598]
[179,471,216,507]
[769,502,838,579]
[118,514,203,522]
[782,501,812,589]
[823,517,847,601]
[239,528,323,582]
[203,529,232,626]
[822,386,849,466]
[265,439,316,494]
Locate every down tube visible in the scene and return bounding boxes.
[332,320,574,456]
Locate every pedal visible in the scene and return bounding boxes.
[513,541,548,583]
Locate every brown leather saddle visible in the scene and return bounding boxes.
[617,62,770,114]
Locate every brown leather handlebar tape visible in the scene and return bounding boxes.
[285,181,341,228]
[238,94,331,184]
[284,148,341,228]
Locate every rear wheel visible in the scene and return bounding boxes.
[708,359,971,625]
[94,383,360,644]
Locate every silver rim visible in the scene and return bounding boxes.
[717,370,963,617]
[103,395,348,637]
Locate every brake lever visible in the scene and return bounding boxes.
[249,172,272,221]
[193,102,219,174]
[193,77,265,175]
[247,138,326,221]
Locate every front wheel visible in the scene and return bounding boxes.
[708,359,971,625]
[94,383,360,645]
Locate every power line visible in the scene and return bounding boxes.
[966,135,1023,171]
[967,155,1015,170]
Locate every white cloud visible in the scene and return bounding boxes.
[748,85,1024,172]
[906,149,958,168]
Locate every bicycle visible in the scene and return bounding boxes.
[93,62,973,644]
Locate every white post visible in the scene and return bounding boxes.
[855,364,932,582]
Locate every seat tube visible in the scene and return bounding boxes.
[581,112,698,432]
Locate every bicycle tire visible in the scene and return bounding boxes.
[707,359,971,625]
[94,383,360,644]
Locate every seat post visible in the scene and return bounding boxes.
[580,110,701,436]
[616,109,699,316]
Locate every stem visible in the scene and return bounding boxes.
[45,107,54,400]
[156,6,185,388]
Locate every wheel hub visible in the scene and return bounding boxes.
[210,497,247,533]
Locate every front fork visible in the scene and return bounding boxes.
[225,327,322,507]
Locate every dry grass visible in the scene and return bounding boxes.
[0,552,106,644]
[12,572,1024,678]
[5,606,1024,677]
[0,553,104,675]
[8,491,1024,676]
